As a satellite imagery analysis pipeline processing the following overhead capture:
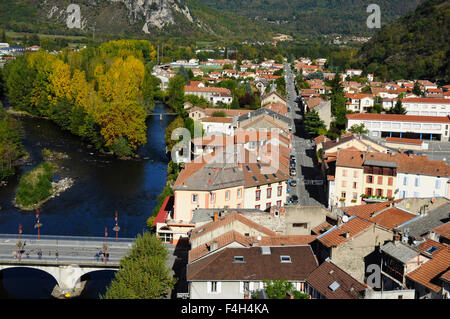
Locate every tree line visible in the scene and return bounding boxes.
[3,40,162,156]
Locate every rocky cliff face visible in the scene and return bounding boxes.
[42,0,196,33]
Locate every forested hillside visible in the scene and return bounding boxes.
[356,0,450,82]
[197,0,424,36]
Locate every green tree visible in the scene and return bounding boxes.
[167,75,186,114]
[263,280,309,299]
[412,81,422,96]
[388,99,407,115]
[101,232,176,299]
[110,136,133,157]
[304,110,326,137]
[5,55,36,113]
[349,123,369,135]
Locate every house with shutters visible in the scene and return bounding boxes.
[186,245,318,299]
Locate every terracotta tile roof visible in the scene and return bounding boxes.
[342,200,414,229]
[184,86,231,95]
[305,261,367,299]
[264,102,288,115]
[200,116,234,123]
[402,98,449,104]
[346,113,450,124]
[441,270,450,283]
[187,246,318,281]
[335,149,365,169]
[201,108,252,117]
[311,221,334,235]
[190,212,277,241]
[386,137,423,145]
[416,239,447,256]
[406,246,450,292]
[188,230,252,262]
[433,222,450,240]
[317,216,373,248]
[255,235,317,246]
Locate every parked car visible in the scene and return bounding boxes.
[290,195,298,205]
[290,168,297,176]
[289,179,297,187]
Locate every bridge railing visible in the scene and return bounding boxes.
[0,234,136,244]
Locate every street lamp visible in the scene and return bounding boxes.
[104,227,108,265]
[113,211,120,242]
[34,209,42,240]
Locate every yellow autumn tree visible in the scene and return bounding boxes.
[93,99,147,150]
[48,59,72,105]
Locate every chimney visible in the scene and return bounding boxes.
[344,230,350,239]
[210,241,218,251]
[213,212,219,222]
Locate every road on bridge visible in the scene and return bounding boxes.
[0,234,135,266]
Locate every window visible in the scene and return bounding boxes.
[276,200,282,207]
[435,179,441,189]
[388,177,393,186]
[280,256,291,263]
[342,169,348,177]
[255,205,261,210]
[267,188,272,199]
[353,171,359,178]
[266,202,271,210]
[353,182,357,189]
[192,194,198,203]
[415,177,420,187]
[293,223,308,228]
[225,190,230,201]
[366,188,373,196]
[233,256,245,263]
[277,186,283,196]
[210,193,216,203]
[211,281,218,293]
[256,190,261,201]
[237,188,242,198]
[341,192,346,199]
[352,192,358,200]
[376,189,383,197]
[377,176,383,185]
[342,181,347,187]
[403,176,408,186]
[367,175,373,183]
[387,189,393,198]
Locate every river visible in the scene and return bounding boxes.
[0,103,175,299]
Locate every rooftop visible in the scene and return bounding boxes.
[187,246,318,281]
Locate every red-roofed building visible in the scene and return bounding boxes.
[346,113,450,142]
[313,215,394,283]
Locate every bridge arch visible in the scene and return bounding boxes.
[0,264,117,294]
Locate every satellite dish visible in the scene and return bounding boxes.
[342,215,349,223]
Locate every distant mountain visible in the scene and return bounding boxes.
[356,0,450,82]
[196,0,424,36]
[0,0,274,41]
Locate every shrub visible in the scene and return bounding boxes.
[15,162,53,207]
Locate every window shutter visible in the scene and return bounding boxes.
[217,282,222,294]
[249,282,254,291]
[239,281,244,294]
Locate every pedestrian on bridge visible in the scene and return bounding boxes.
[55,250,59,261]
[12,251,17,259]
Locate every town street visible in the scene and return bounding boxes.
[284,63,327,207]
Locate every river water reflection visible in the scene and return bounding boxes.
[0,103,174,298]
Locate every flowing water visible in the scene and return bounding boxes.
[0,103,175,298]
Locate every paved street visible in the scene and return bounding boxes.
[0,234,134,265]
[284,63,327,207]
